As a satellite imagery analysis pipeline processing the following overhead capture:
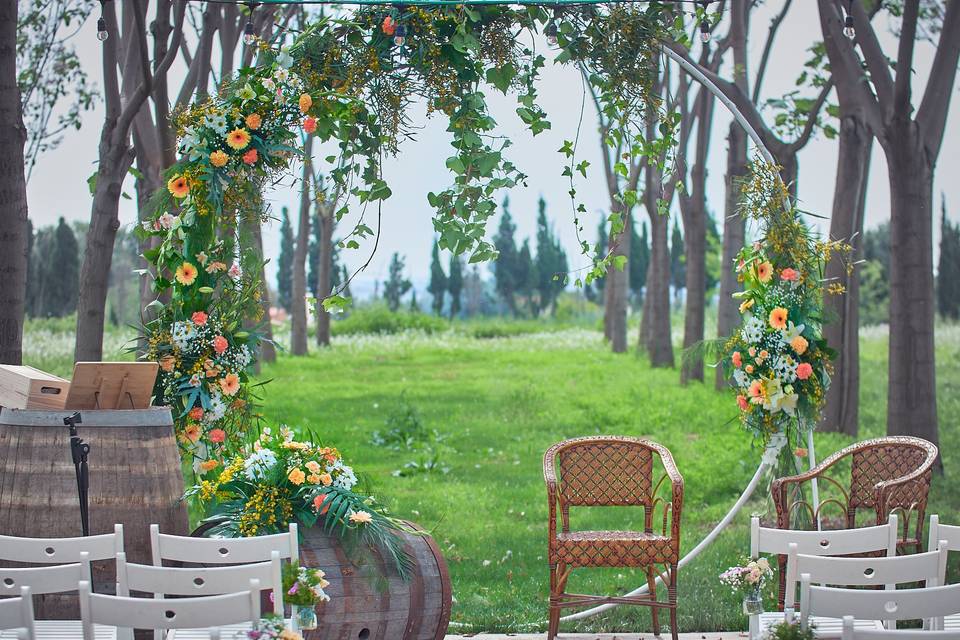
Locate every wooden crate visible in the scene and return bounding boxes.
[0,365,70,410]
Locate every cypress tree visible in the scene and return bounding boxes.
[428,240,447,315]
[383,252,412,312]
[277,207,295,311]
[937,196,960,320]
[535,197,566,314]
[448,254,463,319]
[409,289,420,313]
[517,239,535,315]
[629,217,650,306]
[42,217,79,317]
[492,196,519,314]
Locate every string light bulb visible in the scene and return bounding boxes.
[844,14,856,39]
[544,20,558,46]
[393,23,407,47]
[96,16,108,41]
[243,20,256,45]
[698,0,712,44]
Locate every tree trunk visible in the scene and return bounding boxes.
[0,0,28,364]
[645,210,674,367]
[884,125,939,462]
[290,136,313,356]
[820,113,871,436]
[608,208,631,353]
[315,204,334,347]
[76,149,131,362]
[716,122,748,388]
[680,185,706,383]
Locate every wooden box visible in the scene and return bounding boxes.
[0,364,70,410]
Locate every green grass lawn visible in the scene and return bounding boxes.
[22,317,960,633]
[256,324,960,634]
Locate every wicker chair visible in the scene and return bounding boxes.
[543,436,683,640]
[770,436,938,608]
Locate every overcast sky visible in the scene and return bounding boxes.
[25,3,959,298]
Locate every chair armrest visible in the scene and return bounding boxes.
[874,464,934,521]
[649,442,684,545]
[546,479,558,541]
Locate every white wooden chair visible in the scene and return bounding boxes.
[150,523,298,633]
[78,580,260,640]
[842,616,960,640]
[801,579,960,633]
[0,553,114,640]
[749,515,900,640]
[928,515,960,630]
[785,541,947,635]
[0,586,35,640]
[0,527,124,566]
[117,551,283,640]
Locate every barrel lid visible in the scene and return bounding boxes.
[0,407,173,428]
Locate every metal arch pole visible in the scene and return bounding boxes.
[560,44,820,623]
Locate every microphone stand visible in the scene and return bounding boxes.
[64,412,90,536]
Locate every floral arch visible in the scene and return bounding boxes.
[139,3,849,607]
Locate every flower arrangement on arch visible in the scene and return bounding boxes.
[720,162,852,446]
[185,426,414,577]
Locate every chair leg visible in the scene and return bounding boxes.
[548,563,561,640]
[669,563,679,640]
[647,565,661,637]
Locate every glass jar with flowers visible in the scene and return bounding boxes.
[719,556,774,616]
[239,614,302,639]
[282,563,330,630]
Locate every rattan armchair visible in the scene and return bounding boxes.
[771,436,938,608]
[543,436,684,640]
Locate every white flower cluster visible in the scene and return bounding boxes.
[327,459,357,490]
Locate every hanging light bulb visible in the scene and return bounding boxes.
[243,20,256,45]
[544,20,558,46]
[844,14,856,39]
[699,18,711,43]
[393,23,407,47]
[96,16,109,41]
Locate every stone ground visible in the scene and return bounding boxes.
[447,634,746,639]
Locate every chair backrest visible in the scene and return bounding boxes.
[117,551,282,615]
[0,586,35,640]
[750,515,899,558]
[544,436,676,507]
[0,525,123,563]
[79,579,260,640]
[800,577,960,629]
[150,523,298,565]
[928,515,960,554]
[848,440,934,510]
[841,617,960,640]
[784,542,948,609]
[0,553,91,596]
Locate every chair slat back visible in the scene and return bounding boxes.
[117,551,282,615]
[150,524,298,565]
[800,578,960,628]
[0,553,90,596]
[0,525,123,563]
[788,545,947,590]
[0,586,35,639]
[79,579,260,639]
[750,516,898,558]
[841,617,960,640]
[552,438,655,507]
[928,516,960,553]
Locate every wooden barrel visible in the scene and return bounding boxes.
[0,407,189,617]
[298,522,451,640]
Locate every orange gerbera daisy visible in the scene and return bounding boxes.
[226,128,251,150]
[219,373,240,396]
[199,459,219,473]
[242,148,258,165]
[756,261,773,283]
[167,175,189,198]
[245,113,262,130]
[769,307,789,330]
[175,262,198,286]
[299,93,313,113]
[183,423,201,443]
[209,150,228,167]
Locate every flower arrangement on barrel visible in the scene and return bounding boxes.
[718,162,852,466]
